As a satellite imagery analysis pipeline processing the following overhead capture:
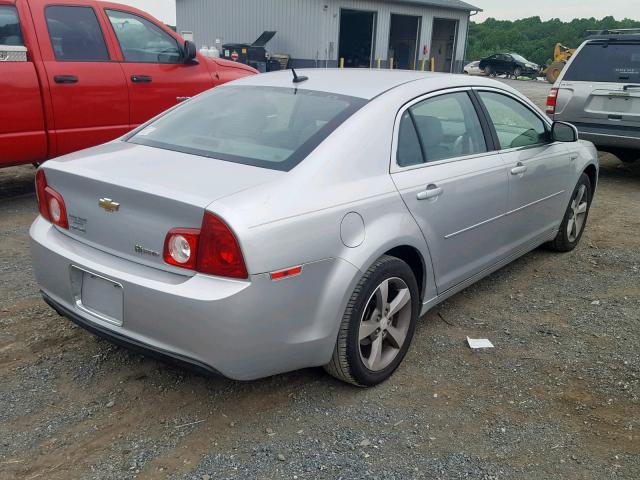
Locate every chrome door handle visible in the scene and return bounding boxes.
[511,163,528,175]
[417,185,443,201]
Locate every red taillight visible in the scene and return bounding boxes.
[546,88,558,116]
[35,169,68,229]
[163,213,248,279]
[163,228,200,269]
[197,213,248,279]
[35,169,50,221]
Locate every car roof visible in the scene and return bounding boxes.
[585,34,640,42]
[225,69,506,100]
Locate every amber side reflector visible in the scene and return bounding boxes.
[270,266,303,281]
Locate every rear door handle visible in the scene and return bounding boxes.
[510,163,528,176]
[131,75,152,83]
[417,185,443,201]
[54,75,78,84]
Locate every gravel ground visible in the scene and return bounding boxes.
[1,79,639,480]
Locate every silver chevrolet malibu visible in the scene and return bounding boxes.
[31,70,599,386]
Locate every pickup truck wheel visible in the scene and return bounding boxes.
[547,173,592,252]
[324,255,419,387]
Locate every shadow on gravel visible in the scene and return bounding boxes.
[0,165,35,200]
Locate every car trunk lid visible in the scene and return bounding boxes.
[556,40,640,128]
[558,82,640,128]
[43,142,282,273]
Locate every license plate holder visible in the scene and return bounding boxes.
[70,266,123,326]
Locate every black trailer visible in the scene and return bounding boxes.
[222,31,282,72]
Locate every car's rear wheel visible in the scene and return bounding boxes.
[324,255,419,387]
[547,173,592,252]
[484,65,493,76]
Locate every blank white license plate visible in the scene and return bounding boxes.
[75,269,124,326]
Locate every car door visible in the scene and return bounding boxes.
[475,89,572,249]
[103,8,215,128]
[390,89,510,294]
[30,0,129,157]
[0,3,47,166]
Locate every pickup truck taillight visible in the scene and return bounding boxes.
[35,169,69,229]
[546,88,559,116]
[163,212,248,279]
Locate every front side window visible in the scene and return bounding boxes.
[45,6,109,61]
[106,10,182,64]
[478,91,548,149]
[128,86,366,171]
[0,6,23,46]
[397,92,487,166]
[564,42,640,83]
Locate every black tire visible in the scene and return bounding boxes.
[484,65,493,76]
[513,67,522,78]
[547,173,593,252]
[324,255,420,387]
[610,149,639,164]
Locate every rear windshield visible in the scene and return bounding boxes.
[128,86,366,171]
[564,42,640,83]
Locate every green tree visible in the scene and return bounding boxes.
[467,16,640,66]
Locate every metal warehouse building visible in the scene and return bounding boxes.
[176,0,480,73]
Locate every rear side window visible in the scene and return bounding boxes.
[397,92,487,166]
[0,6,23,46]
[128,86,366,171]
[45,6,109,61]
[564,42,640,83]
[479,92,548,149]
[106,10,182,63]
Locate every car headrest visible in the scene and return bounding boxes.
[413,115,443,147]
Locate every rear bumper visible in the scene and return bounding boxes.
[571,122,640,150]
[30,217,360,380]
[42,292,222,377]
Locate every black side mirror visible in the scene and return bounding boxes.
[183,40,197,63]
[551,121,578,143]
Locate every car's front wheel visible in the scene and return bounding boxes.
[324,255,419,386]
[547,173,593,252]
[513,66,523,78]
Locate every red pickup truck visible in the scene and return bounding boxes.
[0,0,256,168]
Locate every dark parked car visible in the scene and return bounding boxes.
[479,53,540,78]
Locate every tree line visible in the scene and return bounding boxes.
[467,16,640,65]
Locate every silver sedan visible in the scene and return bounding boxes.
[31,70,599,386]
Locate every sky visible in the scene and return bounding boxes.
[116,0,637,25]
[472,0,637,22]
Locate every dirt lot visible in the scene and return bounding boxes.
[1,79,639,480]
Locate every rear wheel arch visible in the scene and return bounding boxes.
[384,245,426,302]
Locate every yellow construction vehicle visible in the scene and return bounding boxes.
[543,43,576,84]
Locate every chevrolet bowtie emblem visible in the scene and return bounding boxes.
[98,198,120,212]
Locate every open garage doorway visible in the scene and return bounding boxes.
[430,18,458,72]
[338,9,376,68]
[389,14,421,70]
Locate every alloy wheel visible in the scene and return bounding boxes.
[567,184,588,242]
[358,277,412,372]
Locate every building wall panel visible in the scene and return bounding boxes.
[176,0,469,69]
